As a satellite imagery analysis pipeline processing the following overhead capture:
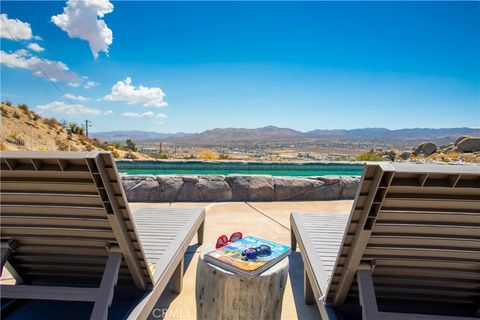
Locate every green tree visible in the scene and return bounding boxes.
[125,139,137,151]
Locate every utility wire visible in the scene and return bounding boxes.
[1,17,108,135]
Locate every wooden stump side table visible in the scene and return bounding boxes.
[195,243,289,320]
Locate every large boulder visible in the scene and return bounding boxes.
[225,175,274,201]
[123,176,158,202]
[399,151,411,160]
[413,142,437,156]
[198,176,232,201]
[225,175,250,200]
[274,177,324,201]
[176,178,205,201]
[455,136,470,146]
[155,175,184,201]
[339,176,360,199]
[248,176,275,201]
[456,137,480,152]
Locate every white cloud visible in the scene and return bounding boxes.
[37,100,112,116]
[121,111,166,118]
[84,81,98,89]
[104,77,167,107]
[27,43,45,52]
[1,49,81,84]
[51,0,114,59]
[64,93,89,101]
[0,14,33,40]
[122,111,155,118]
[68,82,81,87]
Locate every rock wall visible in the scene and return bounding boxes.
[122,174,360,202]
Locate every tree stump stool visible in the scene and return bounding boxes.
[195,243,289,320]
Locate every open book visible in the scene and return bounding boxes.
[204,236,291,277]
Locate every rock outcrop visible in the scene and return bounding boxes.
[455,137,480,153]
[413,142,437,156]
[122,174,360,202]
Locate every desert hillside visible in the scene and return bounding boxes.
[0,102,150,159]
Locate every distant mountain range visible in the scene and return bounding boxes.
[91,126,480,144]
[91,130,188,141]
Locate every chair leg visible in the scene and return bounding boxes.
[197,221,205,245]
[304,269,314,305]
[90,249,122,320]
[172,257,184,294]
[291,229,297,251]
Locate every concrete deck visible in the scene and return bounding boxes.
[130,200,353,319]
[0,200,353,319]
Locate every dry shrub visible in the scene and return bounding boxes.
[463,154,480,163]
[18,104,29,114]
[12,111,20,119]
[43,118,60,128]
[124,152,138,159]
[0,143,15,151]
[447,152,460,159]
[55,139,69,151]
[1,106,8,117]
[197,149,219,160]
[30,111,40,121]
[355,151,384,161]
[108,147,121,158]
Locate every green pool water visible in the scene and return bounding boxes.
[116,161,364,176]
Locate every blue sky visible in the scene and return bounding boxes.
[1,1,479,133]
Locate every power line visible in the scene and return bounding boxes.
[1,17,109,134]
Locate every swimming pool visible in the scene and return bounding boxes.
[116,161,364,176]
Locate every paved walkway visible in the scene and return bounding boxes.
[130,200,353,320]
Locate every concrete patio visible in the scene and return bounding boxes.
[129,200,353,320]
[0,200,353,319]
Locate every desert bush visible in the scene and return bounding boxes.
[12,111,20,119]
[197,149,219,160]
[124,152,138,159]
[4,101,12,106]
[30,111,40,121]
[463,154,480,163]
[218,154,230,160]
[18,104,29,114]
[447,152,461,159]
[125,139,137,151]
[355,151,384,161]
[68,122,84,135]
[44,118,60,128]
[55,139,69,151]
[78,134,89,145]
[7,132,24,146]
[105,146,121,158]
[1,106,8,117]
[8,131,18,140]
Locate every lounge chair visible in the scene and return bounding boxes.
[291,163,480,319]
[0,151,205,319]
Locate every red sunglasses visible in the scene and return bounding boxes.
[216,232,243,249]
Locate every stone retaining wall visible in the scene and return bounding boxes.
[121,174,360,202]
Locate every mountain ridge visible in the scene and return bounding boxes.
[91,126,480,143]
